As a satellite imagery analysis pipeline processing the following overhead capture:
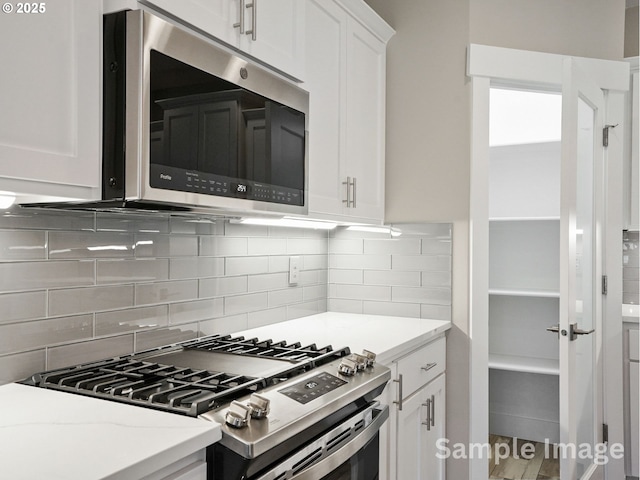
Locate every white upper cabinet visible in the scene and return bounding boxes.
[625,58,639,230]
[141,0,305,80]
[305,0,393,224]
[0,0,102,203]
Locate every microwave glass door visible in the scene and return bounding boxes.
[148,50,305,206]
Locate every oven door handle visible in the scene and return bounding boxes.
[255,403,389,480]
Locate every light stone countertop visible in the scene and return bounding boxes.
[623,304,639,323]
[0,383,220,480]
[232,312,452,365]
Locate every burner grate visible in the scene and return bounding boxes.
[181,335,349,365]
[30,357,266,417]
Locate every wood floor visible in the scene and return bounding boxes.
[489,435,560,480]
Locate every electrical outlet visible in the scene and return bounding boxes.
[289,256,300,285]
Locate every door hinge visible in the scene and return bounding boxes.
[603,124,618,147]
[602,275,608,295]
[603,423,609,444]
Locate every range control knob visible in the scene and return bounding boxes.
[225,401,252,429]
[362,350,376,367]
[248,393,270,419]
[338,357,358,376]
[350,353,367,371]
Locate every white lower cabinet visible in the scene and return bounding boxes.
[626,327,639,477]
[382,335,447,480]
[141,451,207,480]
[397,374,446,480]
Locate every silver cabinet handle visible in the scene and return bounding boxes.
[421,399,431,430]
[352,177,357,208]
[421,362,437,372]
[393,374,403,411]
[233,0,245,33]
[246,0,257,41]
[342,177,352,207]
[430,394,435,427]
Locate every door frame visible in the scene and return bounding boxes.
[467,44,628,480]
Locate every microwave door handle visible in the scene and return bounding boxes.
[233,0,245,34]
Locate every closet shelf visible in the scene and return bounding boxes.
[489,289,560,298]
[489,354,559,376]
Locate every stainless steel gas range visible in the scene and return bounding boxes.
[22,334,390,480]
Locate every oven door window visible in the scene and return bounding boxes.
[319,433,379,480]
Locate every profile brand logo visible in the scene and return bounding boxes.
[159,173,172,181]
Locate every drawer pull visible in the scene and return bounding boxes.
[421,362,438,372]
[430,394,435,427]
[393,374,403,411]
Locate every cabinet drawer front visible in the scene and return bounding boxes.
[630,329,639,362]
[395,336,446,399]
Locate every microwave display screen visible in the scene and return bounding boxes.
[148,50,305,206]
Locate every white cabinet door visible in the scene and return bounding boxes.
[344,16,386,222]
[630,361,639,477]
[396,374,446,480]
[0,0,101,202]
[238,0,305,80]
[305,0,392,224]
[305,0,345,217]
[142,0,303,79]
[142,0,238,46]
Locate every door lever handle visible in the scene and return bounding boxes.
[546,325,560,333]
[569,323,594,341]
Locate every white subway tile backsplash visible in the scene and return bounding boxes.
[134,234,198,258]
[0,208,94,231]
[364,270,421,287]
[329,254,390,270]
[135,280,198,305]
[421,304,452,320]
[302,254,328,270]
[421,271,452,287]
[225,292,268,315]
[331,284,392,302]
[200,236,248,256]
[0,314,93,356]
[363,301,421,318]
[48,334,135,370]
[169,298,224,324]
[50,285,135,316]
[247,307,288,328]
[199,276,248,298]
[329,269,364,285]
[287,238,328,255]
[169,257,224,280]
[269,287,304,307]
[226,256,269,275]
[49,231,134,259]
[0,230,46,260]
[392,286,451,305]
[0,291,47,323]
[0,349,45,383]
[97,258,169,284]
[248,237,287,255]
[329,238,364,255]
[96,213,170,233]
[248,272,289,292]
[0,206,450,386]
[0,260,95,292]
[391,255,450,272]
[199,314,248,336]
[364,238,421,255]
[96,305,169,336]
[135,325,198,352]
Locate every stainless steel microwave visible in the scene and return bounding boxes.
[102,9,309,215]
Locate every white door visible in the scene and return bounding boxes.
[558,57,605,480]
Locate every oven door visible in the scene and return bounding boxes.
[254,402,388,480]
